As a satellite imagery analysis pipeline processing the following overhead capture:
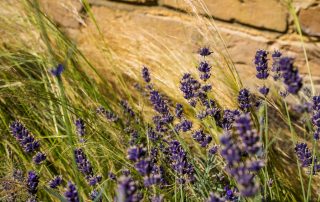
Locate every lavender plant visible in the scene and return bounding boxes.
[1,2,320,201]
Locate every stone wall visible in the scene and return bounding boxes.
[39,0,320,89]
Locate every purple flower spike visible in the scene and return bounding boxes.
[64,182,79,202]
[221,109,240,130]
[127,146,147,162]
[259,86,269,96]
[167,140,194,183]
[192,130,212,147]
[33,152,46,164]
[238,89,251,112]
[235,114,261,155]
[116,176,142,202]
[254,49,269,80]
[175,103,183,119]
[142,66,151,83]
[271,50,282,80]
[198,47,213,57]
[176,119,193,132]
[198,61,212,81]
[75,118,85,137]
[9,121,40,153]
[207,192,226,202]
[279,57,303,94]
[149,90,169,115]
[120,100,135,117]
[74,148,94,177]
[208,145,219,156]
[180,73,201,100]
[220,132,241,165]
[295,143,312,167]
[27,171,39,195]
[51,64,64,77]
[49,176,63,189]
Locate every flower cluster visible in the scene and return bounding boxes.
[220,114,263,196]
[221,109,240,130]
[238,89,251,112]
[166,140,194,183]
[192,129,212,147]
[142,66,151,83]
[295,143,320,174]
[198,47,213,57]
[198,61,211,81]
[254,49,269,80]
[64,182,79,202]
[96,106,119,122]
[10,121,40,153]
[180,73,201,101]
[10,121,46,164]
[278,57,303,94]
[50,64,64,77]
[33,152,46,165]
[175,119,193,132]
[271,50,282,80]
[127,145,162,187]
[120,100,135,117]
[27,171,39,195]
[75,118,85,137]
[235,114,261,154]
[116,176,142,202]
[311,96,320,140]
[49,176,63,189]
[74,148,101,186]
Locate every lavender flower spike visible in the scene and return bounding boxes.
[33,152,46,164]
[27,171,39,195]
[9,121,40,153]
[75,118,85,137]
[279,57,303,94]
[49,176,63,189]
[235,114,261,155]
[198,47,213,57]
[116,176,142,202]
[142,66,151,83]
[238,88,251,112]
[64,182,79,202]
[51,64,64,77]
[74,148,93,177]
[254,49,269,80]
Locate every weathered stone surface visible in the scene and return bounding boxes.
[160,0,288,32]
[299,6,320,37]
[39,0,83,28]
[89,0,156,5]
[50,0,318,94]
